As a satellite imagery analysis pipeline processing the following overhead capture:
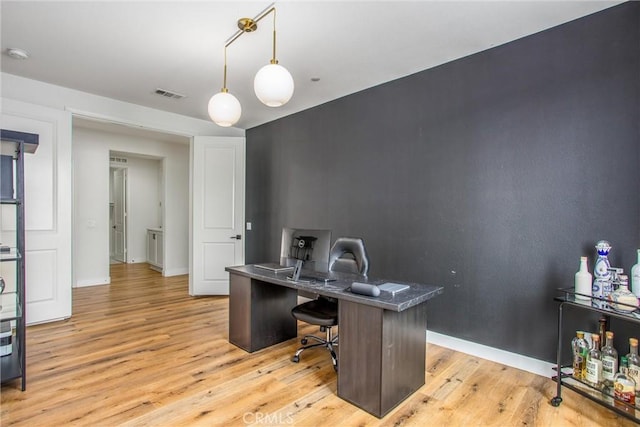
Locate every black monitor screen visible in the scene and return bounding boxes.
[280,227,331,272]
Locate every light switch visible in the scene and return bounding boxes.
[246,222,252,231]
[87,219,96,228]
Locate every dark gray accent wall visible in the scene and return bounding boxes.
[245,2,640,362]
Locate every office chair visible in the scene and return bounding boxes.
[291,237,370,371]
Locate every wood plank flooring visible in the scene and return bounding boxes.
[0,263,634,426]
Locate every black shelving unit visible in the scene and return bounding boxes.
[552,288,640,423]
[1,129,38,391]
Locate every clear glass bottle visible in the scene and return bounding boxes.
[614,356,636,407]
[626,338,640,397]
[631,249,640,299]
[585,333,603,389]
[571,331,589,380]
[601,331,618,386]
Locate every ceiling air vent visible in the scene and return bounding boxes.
[110,156,128,164]
[154,88,186,100]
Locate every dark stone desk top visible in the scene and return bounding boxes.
[225,264,444,312]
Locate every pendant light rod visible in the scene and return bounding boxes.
[271,7,277,64]
[221,45,228,92]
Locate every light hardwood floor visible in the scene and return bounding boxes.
[0,263,634,426]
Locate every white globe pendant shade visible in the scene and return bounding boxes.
[208,91,242,127]
[253,63,294,107]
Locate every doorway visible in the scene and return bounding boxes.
[109,165,127,263]
[108,151,164,268]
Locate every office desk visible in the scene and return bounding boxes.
[225,265,443,418]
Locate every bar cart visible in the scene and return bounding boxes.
[551,288,640,423]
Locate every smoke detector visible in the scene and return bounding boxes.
[6,48,30,60]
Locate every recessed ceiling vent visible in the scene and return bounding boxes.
[154,88,186,100]
[110,156,128,164]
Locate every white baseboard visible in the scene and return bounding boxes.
[426,330,554,378]
[163,267,188,277]
[74,277,110,288]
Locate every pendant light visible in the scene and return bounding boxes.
[253,6,294,107]
[208,46,241,127]
[208,3,294,127]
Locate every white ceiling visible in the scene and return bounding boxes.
[1,1,622,130]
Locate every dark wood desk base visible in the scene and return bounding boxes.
[227,269,433,418]
[338,300,427,418]
[228,274,297,352]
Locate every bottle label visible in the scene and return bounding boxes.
[614,382,636,404]
[586,359,602,384]
[602,356,617,381]
[573,355,585,379]
[629,364,640,391]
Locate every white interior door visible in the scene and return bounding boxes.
[1,99,72,324]
[112,168,127,262]
[190,136,245,295]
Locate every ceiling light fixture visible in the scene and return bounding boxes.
[208,3,294,127]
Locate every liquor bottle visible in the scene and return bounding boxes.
[601,331,618,386]
[574,257,592,300]
[593,240,612,307]
[571,331,589,380]
[614,356,636,407]
[598,316,608,345]
[626,338,640,397]
[585,333,603,389]
[632,249,640,299]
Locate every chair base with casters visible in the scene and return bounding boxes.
[291,297,339,371]
[290,237,370,372]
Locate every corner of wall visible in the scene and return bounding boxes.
[426,330,554,378]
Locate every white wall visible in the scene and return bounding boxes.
[74,126,189,285]
[72,131,110,286]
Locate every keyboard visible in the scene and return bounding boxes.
[288,272,336,283]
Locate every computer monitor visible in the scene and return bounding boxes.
[280,227,332,272]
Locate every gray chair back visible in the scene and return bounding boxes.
[328,237,370,276]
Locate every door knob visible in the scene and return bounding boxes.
[230,234,242,240]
